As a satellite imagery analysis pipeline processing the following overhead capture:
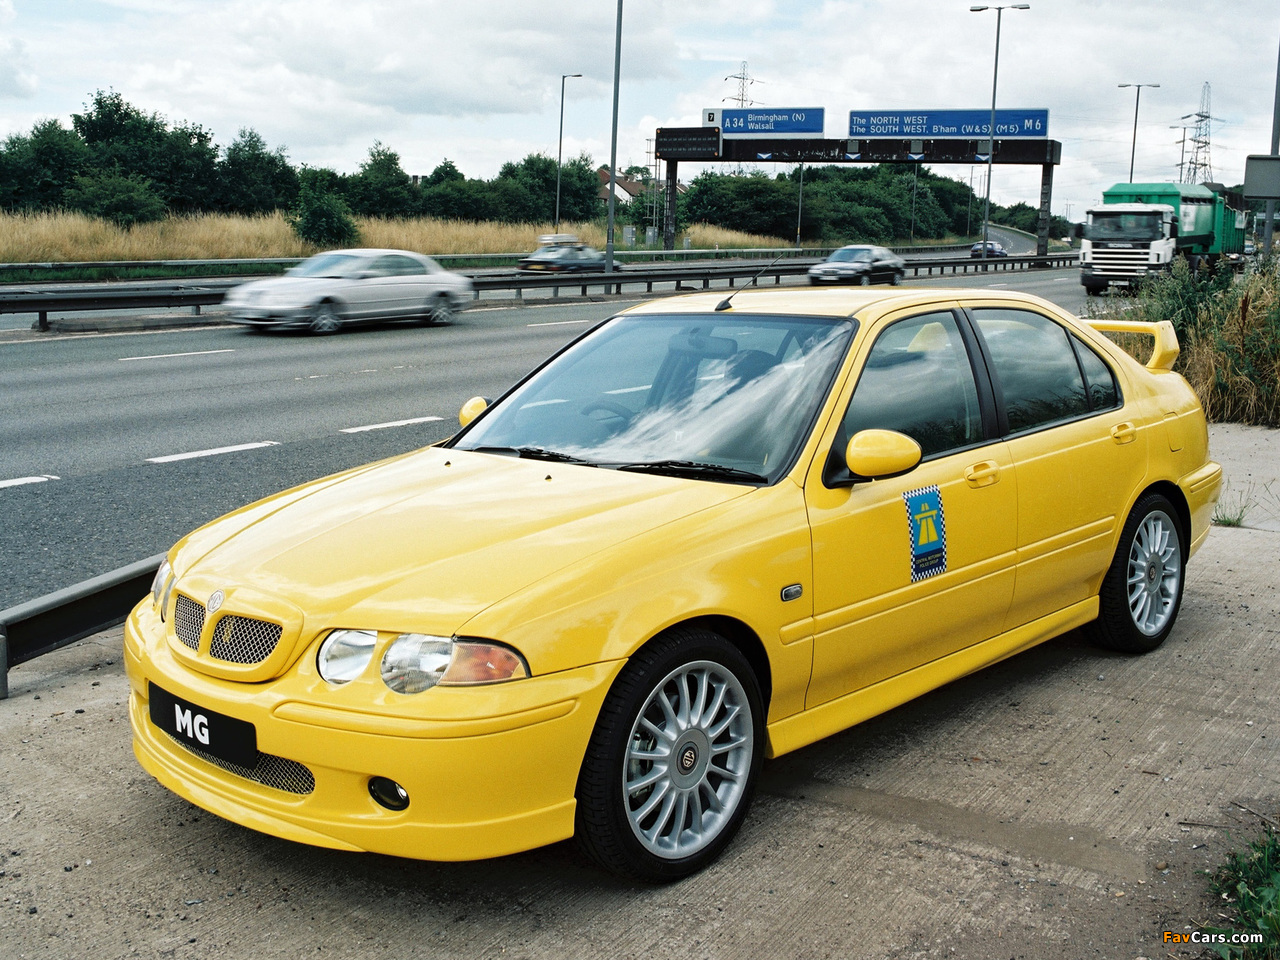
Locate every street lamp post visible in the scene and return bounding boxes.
[970,4,1029,263]
[1119,82,1160,182]
[554,73,582,231]
[605,0,623,273]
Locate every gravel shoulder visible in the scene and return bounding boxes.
[2,426,1276,960]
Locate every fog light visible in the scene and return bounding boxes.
[368,776,409,811]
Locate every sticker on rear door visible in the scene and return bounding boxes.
[903,485,947,582]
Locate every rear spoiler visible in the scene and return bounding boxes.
[1083,318,1180,371]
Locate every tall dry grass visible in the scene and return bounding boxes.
[0,210,789,262]
[1091,260,1280,427]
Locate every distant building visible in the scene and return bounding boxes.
[596,167,686,205]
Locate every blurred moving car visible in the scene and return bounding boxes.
[223,249,473,333]
[518,234,615,272]
[970,241,1009,258]
[128,286,1220,881]
[808,245,905,285]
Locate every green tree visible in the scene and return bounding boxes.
[0,119,90,210]
[71,90,218,213]
[216,128,298,214]
[345,141,414,218]
[288,183,360,247]
[64,172,166,227]
[424,159,464,186]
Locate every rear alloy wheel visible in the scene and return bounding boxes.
[1090,492,1185,653]
[308,302,342,334]
[575,626,763,881]
[424,294,454,325]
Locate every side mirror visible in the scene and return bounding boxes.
[458,396,490,428]
[1169,222,1179,238]
[845,429,921,480]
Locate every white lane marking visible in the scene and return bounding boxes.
[527,319,592,327]
[147,441,280,463]
[0,474,60,489]
[118,349,235,362]
[340,416,445,434]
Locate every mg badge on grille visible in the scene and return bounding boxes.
[206,590,226,615]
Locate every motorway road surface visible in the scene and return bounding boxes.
[0,266,1084,610]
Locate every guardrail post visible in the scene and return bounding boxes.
[33,311,49,332]
[0,629,8,700]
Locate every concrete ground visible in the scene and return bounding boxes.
[2,425,1277,960]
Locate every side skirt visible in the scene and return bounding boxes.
[765,597,1099,759]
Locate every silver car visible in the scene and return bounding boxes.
[223,249,473,333]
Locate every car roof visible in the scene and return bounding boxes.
[617,286,1058,322]
[316,248,430,258]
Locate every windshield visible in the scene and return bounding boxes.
[452,313,855,483]
[1086,212,1163,242]
[287,253,364,278]
[829,248,872,263]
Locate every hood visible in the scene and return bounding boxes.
[226,276,346,304]
[169,447,750,673]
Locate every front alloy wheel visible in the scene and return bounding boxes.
[576,627,763,881]
[1091,492,1185,653]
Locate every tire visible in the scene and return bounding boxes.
[575,626,764,882]
[858,274,871,286]
[1089,492,1185,653]
[423,294,454,325]
[891,271,903,285]
[308,301,342,334]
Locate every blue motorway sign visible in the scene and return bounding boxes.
[848,109,1049,139]
[705,107,824,139]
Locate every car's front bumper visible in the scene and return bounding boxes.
[224,306,313,328]
[124,600,623,861]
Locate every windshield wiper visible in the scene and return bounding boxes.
[469,445,597,465]
[615,460,768,483]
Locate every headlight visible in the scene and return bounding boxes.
[151,559,174,622]
[317,629,377,684]
[380,635,530,694]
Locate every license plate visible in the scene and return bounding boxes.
[149,682,258,767]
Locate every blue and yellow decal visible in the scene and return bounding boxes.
[903,485,947,582]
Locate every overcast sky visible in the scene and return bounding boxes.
[1,0,1277,219]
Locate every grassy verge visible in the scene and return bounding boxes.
[1089,260,1280,427]
[0,211,797,280]
[1205,827,1280,958]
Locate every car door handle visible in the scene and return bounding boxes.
[1110,422,1137,444]
[964,461,1000,487]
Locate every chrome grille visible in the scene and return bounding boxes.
[1090,248,1151,276]
[172,594,205,650]
[208,615,283,664]
[162,731,315,795]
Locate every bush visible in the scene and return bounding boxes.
[288,184,359,248]
[1094,259,1280,426]
[64,172,166,228]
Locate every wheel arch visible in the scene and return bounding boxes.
[1137,479,1191,561]
[654,614,773,713]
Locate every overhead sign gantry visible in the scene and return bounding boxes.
[654,106,1062,256]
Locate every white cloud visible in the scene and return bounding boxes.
[1,0,1276,212]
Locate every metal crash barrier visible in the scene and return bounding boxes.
[0,554,163,699]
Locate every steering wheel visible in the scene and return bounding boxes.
[580,399,635,424]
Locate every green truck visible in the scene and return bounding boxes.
[1078,182,1246,294]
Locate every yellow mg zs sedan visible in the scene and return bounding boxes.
[125,287,1221,881]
